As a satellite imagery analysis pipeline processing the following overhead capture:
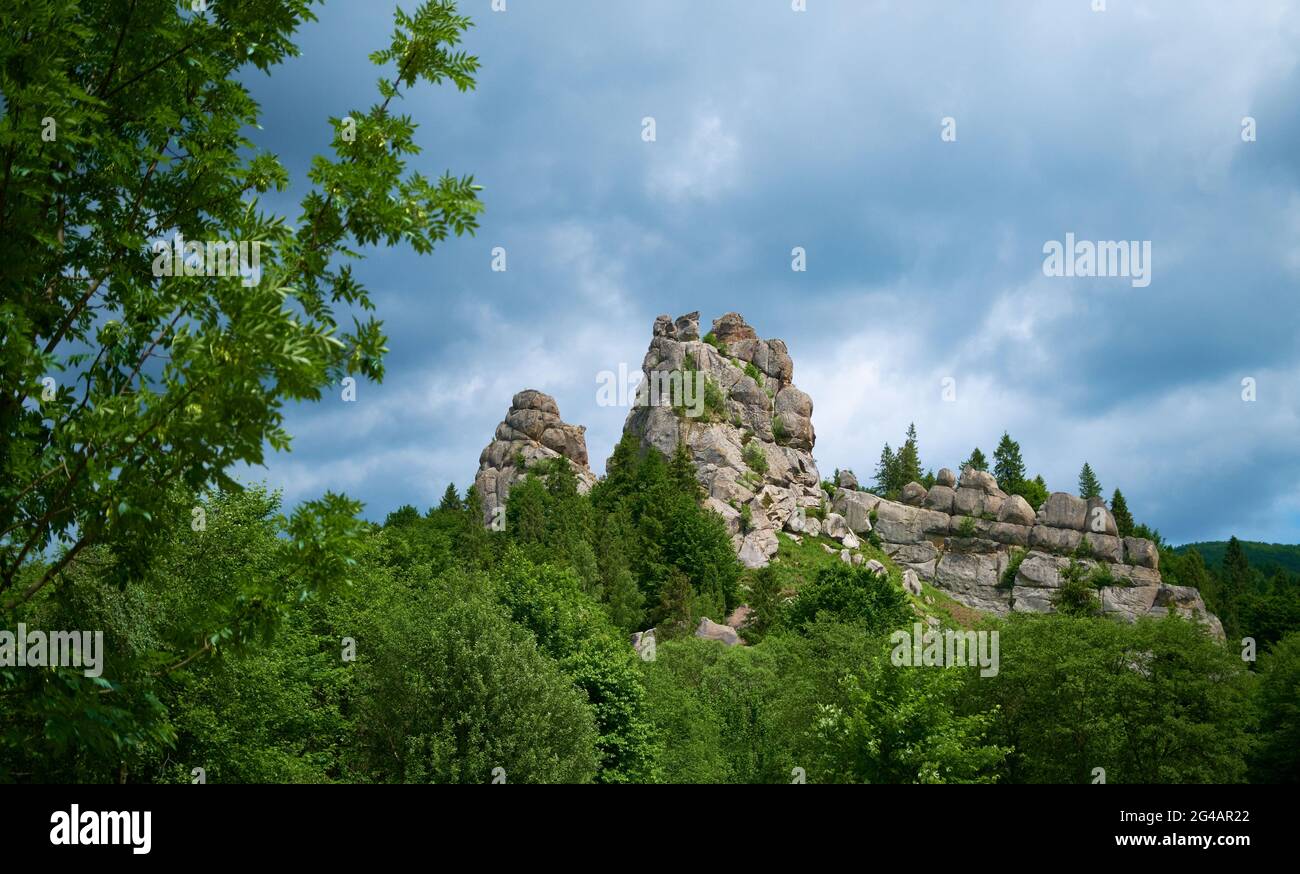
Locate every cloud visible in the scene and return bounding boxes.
[236,1,1300,545]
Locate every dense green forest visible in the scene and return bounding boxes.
[4,438,1298,783]
[1175,541,1300,576]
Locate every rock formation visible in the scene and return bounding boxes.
[617,311,822,568]
[474,389,596,525]
[829,469,1224,638]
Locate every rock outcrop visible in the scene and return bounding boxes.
[617,312,822,568]
[474,389,597,525]
[833,469,1224,638]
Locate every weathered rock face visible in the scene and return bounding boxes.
[618,312,822,568]
[858,466,1223,639]
[474,389,597,525]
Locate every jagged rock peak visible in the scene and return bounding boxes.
[617,311,820,569]
[474,389,596,525]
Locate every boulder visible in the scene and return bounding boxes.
[842,531,861,550]
[695,618,740,646]
[997,494,1036,527]
[1124,537,1159,570]
[988,522,1032,547]
[837,469,859,490]
[865,559,887,577]
[901,482,928,507]
[952,487,984,517]
[1083,532,1123,563]
[832,488,879,533]
[1029,524,1082,554]
[710,312,758,345]
[1085,497,1119,536]
[902,568,922,597]
[958,467,1000,494]
[738,528,780,568]
[1038,492,1088,530]
[936,468,957,488]
[934,552,1012,615]
[923,484,956,513]
[823,512,851,541]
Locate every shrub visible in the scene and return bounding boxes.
[1000,548,1027,589]
[957,516,978,538]
[772,416,788,444]
[703,378,727,421]
[702,331,724,352]
[786,563,912,633]
[744,361,763,384]
[742,442,768,476]
[739,503,753,534]
[1052,560,1101,617]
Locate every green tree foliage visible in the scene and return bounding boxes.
[964,614,1255,783]
[1077,462,1103,499]
[1016,474,1049,510]
[785,563,912,634]
[992,432,1026,493]
[1110,488,1134,538]
[873,443,896,495]
[1252,632,1300,783]
[960,447,989,472]
[895,423,922,487]
[0,0,481,754]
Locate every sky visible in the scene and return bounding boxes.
[239,0,1300,546]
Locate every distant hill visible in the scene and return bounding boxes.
[1173,541,1300,575]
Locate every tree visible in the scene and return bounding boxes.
[0,0,482,750]
[992,432,1026,493]
[1219,536,1252,638]
[1110,489,1134,538]
[743,565,784,643]
[1077,463,1102,499]
[1017,474,1049,510]
[438,483,463,512]
[959,448,989,472]
[873,443,896,495]
[1253,631,1300,783]
[895,423,922,487]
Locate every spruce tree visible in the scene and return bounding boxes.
[960,447,989,472]
[992,432,1026,493]
[438,483,463,512]
[1077,462,1102,499]
[874,443,896,495]
[1110,488,1134,538]
[895,423,923,488]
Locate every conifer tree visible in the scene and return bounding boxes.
[895,423,923,488]
[960,447,989,472]
[438,483,463,512]
[993,432,1026,493]
[1110,488,1134,538]
[1078,463,1102,499]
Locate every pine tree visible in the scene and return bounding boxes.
[960,447,989,472]
[1110,488,1134,538]
[744,565,783,643]
[1220,536,1252,638]
[992,432,1026,493]
[1077,463,1102,499]
[438,483,462,512]
[895,423,923,488]
[873,443,896,495]
[669,440,703,502]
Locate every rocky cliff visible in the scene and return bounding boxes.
[474,389,596,525]
[618,311,822,568]
[827,470,1224,637]
[473,311,1223,638]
